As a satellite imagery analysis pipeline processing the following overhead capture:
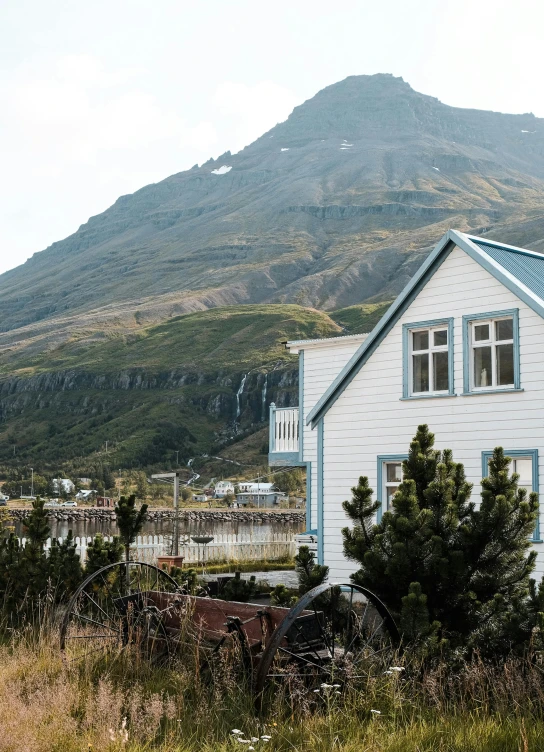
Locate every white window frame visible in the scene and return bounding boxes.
[409,324,450,396]
[470,316,514,391]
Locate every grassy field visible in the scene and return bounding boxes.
[2,631,543,751]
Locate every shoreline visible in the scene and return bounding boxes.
[8,507,305,524]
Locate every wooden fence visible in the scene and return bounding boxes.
[20,532,296,564]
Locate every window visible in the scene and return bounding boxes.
[463,310,520,393]
[403,319,454,398]
[377,454,407,521]
[384,462,403,510]
[481,449,540,542]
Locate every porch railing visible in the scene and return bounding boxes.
[269,403,299,454]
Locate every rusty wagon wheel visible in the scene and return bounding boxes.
[254,582,400,708]
[60,561,183,664]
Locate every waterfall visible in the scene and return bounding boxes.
[261,373,268,421]
[235,373,248,419]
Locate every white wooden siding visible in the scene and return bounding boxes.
[300,338,366,530]
[321,244,544,580]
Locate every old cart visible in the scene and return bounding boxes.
[60,561,400,705]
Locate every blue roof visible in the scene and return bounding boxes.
[306,229,544,428]
[470,239,544,302]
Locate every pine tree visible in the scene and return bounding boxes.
[115,494,148,563]
[295,545,329,595]
[85,534,123,574]
[342,425,539,653]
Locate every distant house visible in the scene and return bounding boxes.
[75,489,96,501]
[193,494,208,502]
[214,481,235,498]
[52,478,75,494]
[236,490,286,508]
[237,482,275,493]
[96,496,114,508]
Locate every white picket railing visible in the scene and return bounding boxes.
[269,404,299,453]
[19,532,296,564]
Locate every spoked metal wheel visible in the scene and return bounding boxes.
[255,582,400,707]
[60,561,183,664]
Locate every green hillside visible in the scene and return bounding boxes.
[330,301,392,334]
[0,304,341,472]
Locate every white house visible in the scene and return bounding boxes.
[269,229,544,581]
[236,490,286,507]
[52,478,75,494]
[214,481,235,498]
[238,482,275,493]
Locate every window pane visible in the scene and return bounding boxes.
[513,458,533,486]
[433,351,449,391]
[474,324,490,342]
[413,353,429,392]
[386,486,399,509]
[412,330,429,351]
[474,346,492,387]
[496,343,514,386]
[496,318,513,341]
[386,463,402,482]
[433,329,448,347]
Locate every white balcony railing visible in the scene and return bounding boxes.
[269,404,299,454]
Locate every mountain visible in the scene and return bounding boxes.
[3,73,544,474]
[4,74,544,348]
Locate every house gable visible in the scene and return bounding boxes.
[307,229,544,428]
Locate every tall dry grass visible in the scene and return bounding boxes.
[1,624,544,751]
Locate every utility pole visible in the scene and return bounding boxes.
[30,467,34,499]
[151,472,180,556]
[175,450,179,466]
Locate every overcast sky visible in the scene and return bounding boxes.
[0,0,542,275]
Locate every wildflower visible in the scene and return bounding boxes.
[320,682,332,689]
[384,670,393,675]
[232,730,243,735]
[370,709,381,715]
[251,738,259,743]
[335,691,341,695]
[313,689,320,693]
[261,735,272,740]
[249,748,255,751]
[390,666,405,672]
[332,684,340,688]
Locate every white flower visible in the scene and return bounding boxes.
[384,670,393,675]
[370,709,381,715]
[332,684,340,688]
[232,729,243,735]
[313,689,320,693]
[249,748,255,751]
[237,741,251,745]
[251,738,259,743]
[320,682,332,688]
[335,691,341,695]
[261,735,272,740]
[390,666,405,672]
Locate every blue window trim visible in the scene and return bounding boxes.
[402,318,454,399]
[462,309,520,394]
[481,448,540,543]
[376,454,408,522]
[317,419,324,564]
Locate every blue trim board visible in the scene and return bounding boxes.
[317,419,324,564]
[307,229,544,428]
[298,350,304,461]
[462,309,520,394]
[268,451,304,466]
[481,449,541,542]
[269,402,276,453]
[376,455,408,522]
[305,461,312,530]
[402,317,454,399]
